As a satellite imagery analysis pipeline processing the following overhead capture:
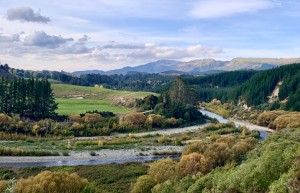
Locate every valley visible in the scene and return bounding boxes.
[0,63,299,193]
[1,2,300,192]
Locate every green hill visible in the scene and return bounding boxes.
[52,84,157,115]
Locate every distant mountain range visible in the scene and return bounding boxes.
[72,57,300,75]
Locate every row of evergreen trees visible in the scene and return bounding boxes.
[0,78,57,118]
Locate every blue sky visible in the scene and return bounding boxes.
[0,0,300,71]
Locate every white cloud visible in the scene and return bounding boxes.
[189,0,274,18]
[127,43,222,60]
[22,31,73,48]
[0,27,224,70]
[0,32,21,42]
[102,41,145,49]
[6,7,51,23]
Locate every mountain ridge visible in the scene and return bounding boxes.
[72,57,300,75]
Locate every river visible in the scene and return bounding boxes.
[199,108,273,139]
[0,109,272,167]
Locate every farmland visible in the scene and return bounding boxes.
[52,84,156,115]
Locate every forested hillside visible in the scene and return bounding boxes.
[235,63,300,107]
[186,63,300,111]
[0,64,174,92]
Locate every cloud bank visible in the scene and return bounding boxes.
[23,31,73,48]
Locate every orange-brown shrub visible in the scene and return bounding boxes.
[120,113,146,128]
[273,112,300,130]
[257,110,286,128]
[0,180,8,192]
[182,141,207,155]
[177,152,210,177]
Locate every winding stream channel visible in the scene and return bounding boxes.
[0,109,273,167]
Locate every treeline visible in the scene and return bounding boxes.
[0,78,57,118]
[185,70,257,87]
[0,64,174,93]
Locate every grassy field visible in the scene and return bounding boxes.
[52,84,157,115]
[55,98,132,115]
[52,84,156,100]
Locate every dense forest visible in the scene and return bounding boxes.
[185,63,300,111]
[0,78,57,118]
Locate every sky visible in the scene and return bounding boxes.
[0,0,300,72]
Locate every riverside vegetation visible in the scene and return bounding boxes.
[0,122,263,193]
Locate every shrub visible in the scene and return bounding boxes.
[157,136,171,144]
[83,113,103,127]
[257,111,285,128]
[120,113,146,128]
[0,180,8,192]
[273,112,300,130]
[203,142,233,168]
[166,117,177,127]
[131,175,156,193]
[177,153,210,177]
[148,158,176,183]
[145,114,164,128]
[14,171,93,193]
[62,151,69,156]
[182,142,207,155]
[68,114,82,122]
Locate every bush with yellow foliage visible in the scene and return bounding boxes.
[131,175,156,193]
[148,158,176,183]
[120,113,146,128]
[177,152,210,177]
[14,171,93,193]
[273,112,300,130]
